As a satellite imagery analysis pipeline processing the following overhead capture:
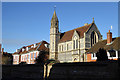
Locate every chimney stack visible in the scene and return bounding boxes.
[107,30,112,44]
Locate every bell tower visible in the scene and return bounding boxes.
[49,8,60,60]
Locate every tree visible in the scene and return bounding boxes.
[96,48,108,61]
[2,52,13,65]
[35,50,49,65]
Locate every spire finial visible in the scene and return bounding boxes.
[92,17,94,23]
[54,5,56,11]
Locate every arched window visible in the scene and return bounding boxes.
[74,58,77,61]
[91,31,98,47]
[73,40,75,49]
[73,36,78,49]
[76,39,78,49]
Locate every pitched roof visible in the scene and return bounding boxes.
[59,23,92,43]
[13,41,49,55]
[87,37,120,53]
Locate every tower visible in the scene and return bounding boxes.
[49,9,60,60]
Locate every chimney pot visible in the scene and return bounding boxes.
[107,30,112,44]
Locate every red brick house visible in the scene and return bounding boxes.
[86,30,119,62]
[12,40,49,64]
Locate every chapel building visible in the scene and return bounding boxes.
[49,10,102,62]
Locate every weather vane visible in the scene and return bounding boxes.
[54,5,56,11]
[110,25,112,32]
[92,17,94,23]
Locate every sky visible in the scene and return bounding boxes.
[2,2,118,53]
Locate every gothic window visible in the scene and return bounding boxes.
[62,45,63,51]
[67,44,69,50]
[56,29,57,33]
[59,45,61,52]
[95,35,96,43]
[52,42,54,51]
[76,39,78,49]
[91,31,98,47]
[73,40,75,49]
[56,22,57,25]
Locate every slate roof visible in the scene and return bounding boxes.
[59,23,92,43]
[87,37,120,53]
[13,41,49,55]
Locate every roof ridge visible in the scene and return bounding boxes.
[62,23,92,33]
[23,41,42,48]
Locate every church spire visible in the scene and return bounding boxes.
[92,17,95,23]
[51,6,58,22]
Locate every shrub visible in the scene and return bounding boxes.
[96,48,108,61]
[35,50,49,65]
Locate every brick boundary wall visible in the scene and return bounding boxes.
[1,61,120,80]
[2,64,44,80]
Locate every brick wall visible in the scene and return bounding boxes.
[48,61,119,80]
[2,64,44,80]
[2,61,120,80]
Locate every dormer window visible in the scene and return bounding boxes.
[45,44,49,48]
[22,48,25,52]
[34,44,36,48]
[31,46,34,48]
[16,49,19,52]
[28,47,30,50]
[26,47,28,51]
[36,43,38,47]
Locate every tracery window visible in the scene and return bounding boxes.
[91,31,98,47]
[73,38,78,49]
